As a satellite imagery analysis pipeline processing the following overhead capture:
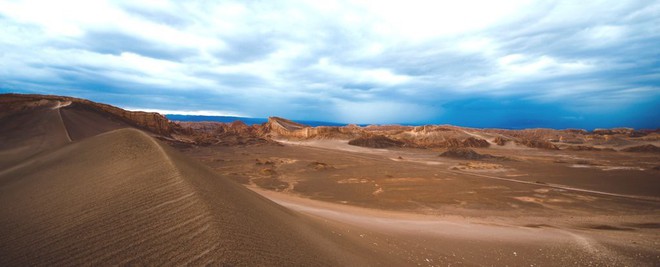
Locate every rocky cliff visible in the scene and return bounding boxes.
[261,117,362,139]
[1,94,179,136]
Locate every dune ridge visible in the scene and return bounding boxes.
[0,128,383,265]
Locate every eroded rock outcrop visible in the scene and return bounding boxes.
[89,103,174,136]
[593,128,635,135]
[0,94,179,136]
[176,121,269,146]
[461,137,490,148]
[621,144,660,153]
[440,148,485,160]
[516,139,559,150]
[439,148,502,160]
[262,117,361,139]
[493,136,509,146]
[263,117,308,136]
[348,135,405,148]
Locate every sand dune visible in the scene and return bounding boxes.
[1,94,658,266]
[58,104,130,141]
[0,128,389,265]
[0,107,71,170]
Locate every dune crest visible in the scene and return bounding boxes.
[0,128,382,265]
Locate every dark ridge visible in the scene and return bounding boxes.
[621,144,660,153]
[348,135,404,148]
[440,148,491,160]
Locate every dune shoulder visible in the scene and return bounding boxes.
[0,128,388,266]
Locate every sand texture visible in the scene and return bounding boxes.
[0,127,389,265]
[1,94,659,266]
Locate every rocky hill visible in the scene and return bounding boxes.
[1,94,179,136]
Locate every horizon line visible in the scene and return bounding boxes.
[163,114,658,131]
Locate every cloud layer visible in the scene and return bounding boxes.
[1,0,658,128]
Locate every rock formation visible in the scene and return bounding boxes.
[1,94,179,136]
[621,144,660,153]
[439,148,498,160]
[493,136,509,146]
[460,137,490,148]
[348,135,405,148]
[176,121,269,146]
[515,139,559,150]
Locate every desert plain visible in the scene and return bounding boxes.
[1,94,658,266]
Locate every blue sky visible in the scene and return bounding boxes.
[1,0,658,129]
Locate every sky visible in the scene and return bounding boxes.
[1,0,659,129]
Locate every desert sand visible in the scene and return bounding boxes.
[1,94,658,266]
[182,139,660,265]
[0,102,385,265]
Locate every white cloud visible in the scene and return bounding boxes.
[351,0,532,40]
[313,57,411,86]
[0,0,658,124]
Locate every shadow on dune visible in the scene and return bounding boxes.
[0,127,388,265]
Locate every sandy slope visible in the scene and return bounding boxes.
[0,107,71,171]
[0,128,393,266]
[58,104,129,141]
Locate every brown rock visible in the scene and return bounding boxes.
[348,135,404,148]
[461,137,490,148]
[439,148,509,161]
[516,139,559,150]
[621,144,660,153]
[440,148,489,160]
[493,136,509,146]
[0,94,178,136]
[564,145,602,151]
